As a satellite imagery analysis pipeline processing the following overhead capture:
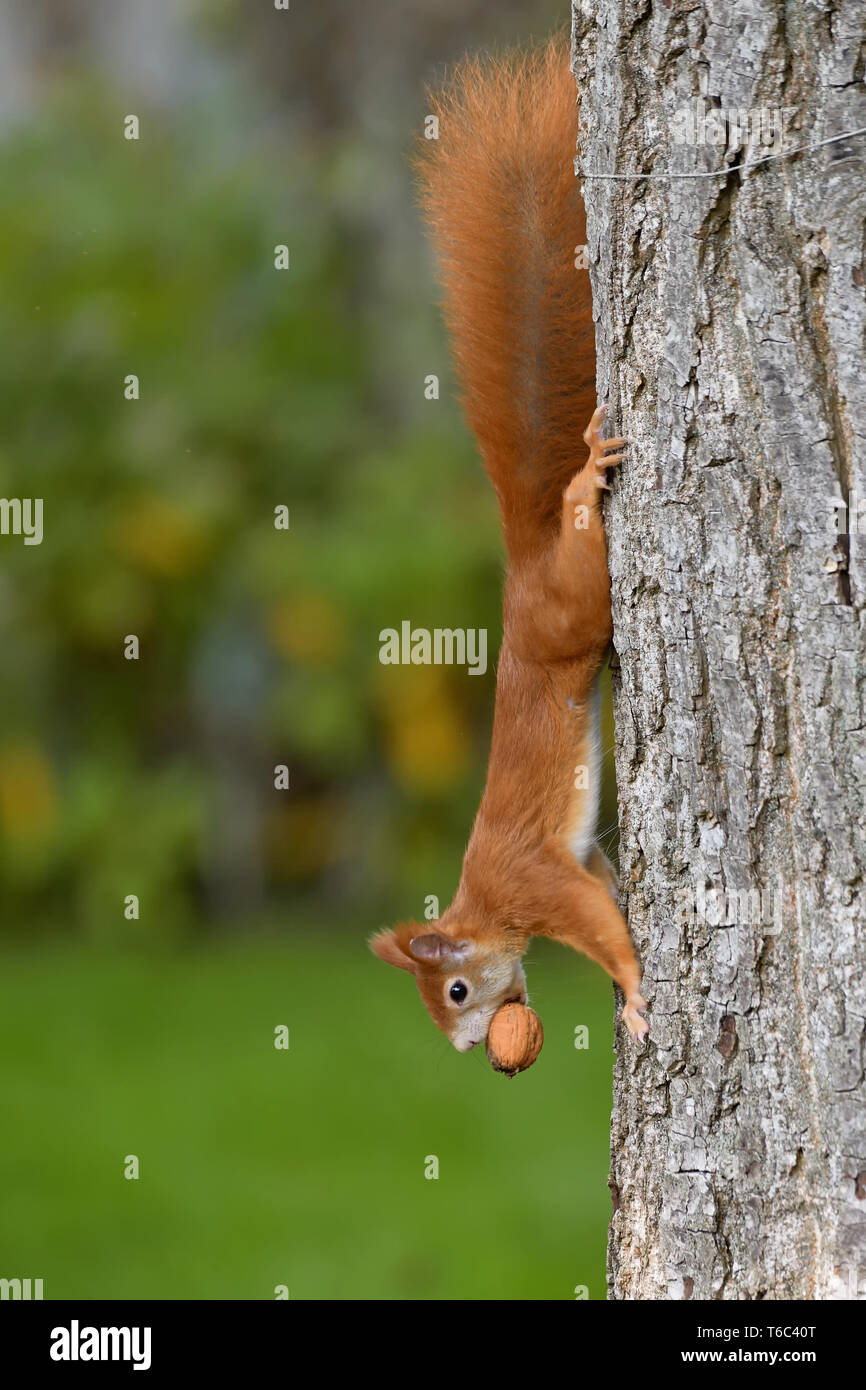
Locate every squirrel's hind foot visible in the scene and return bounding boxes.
[622,993,649,1043]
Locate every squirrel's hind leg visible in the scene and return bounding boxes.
[539,851,649,1043]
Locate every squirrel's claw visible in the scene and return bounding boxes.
[585,405,628,491]
[583,402,608,446]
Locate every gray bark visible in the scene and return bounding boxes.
[572,0,866,1299]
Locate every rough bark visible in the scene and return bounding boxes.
[572,0,866,1299]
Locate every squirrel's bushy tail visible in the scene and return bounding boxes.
[415,37,595,560]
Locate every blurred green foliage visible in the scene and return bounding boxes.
[0,79,511,936]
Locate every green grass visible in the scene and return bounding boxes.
[0,934,614,1299]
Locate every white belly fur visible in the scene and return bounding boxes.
[568,675,602,867]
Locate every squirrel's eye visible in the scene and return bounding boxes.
[449,981,468,1004]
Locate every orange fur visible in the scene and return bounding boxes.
[414,38,597,562]
[371,38,647,1052]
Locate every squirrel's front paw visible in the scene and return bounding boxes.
[583,403,627,491]
[622,993,649,1042]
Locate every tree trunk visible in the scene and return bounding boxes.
[572,0,866,1300]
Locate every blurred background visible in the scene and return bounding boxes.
[0,0,620,1299]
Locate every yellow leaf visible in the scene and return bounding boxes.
[268,593,346,668]
[0,744,57,842]
[378,667,470,792]
[111,496,211,577]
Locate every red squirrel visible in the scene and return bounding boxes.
[370,39,649,1052]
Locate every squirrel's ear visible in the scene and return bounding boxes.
[369,925,418,974]
[407,931,471,965]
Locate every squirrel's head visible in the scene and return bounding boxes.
[369,921,527,1052]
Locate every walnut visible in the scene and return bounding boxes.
[486,1002,544,1077]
